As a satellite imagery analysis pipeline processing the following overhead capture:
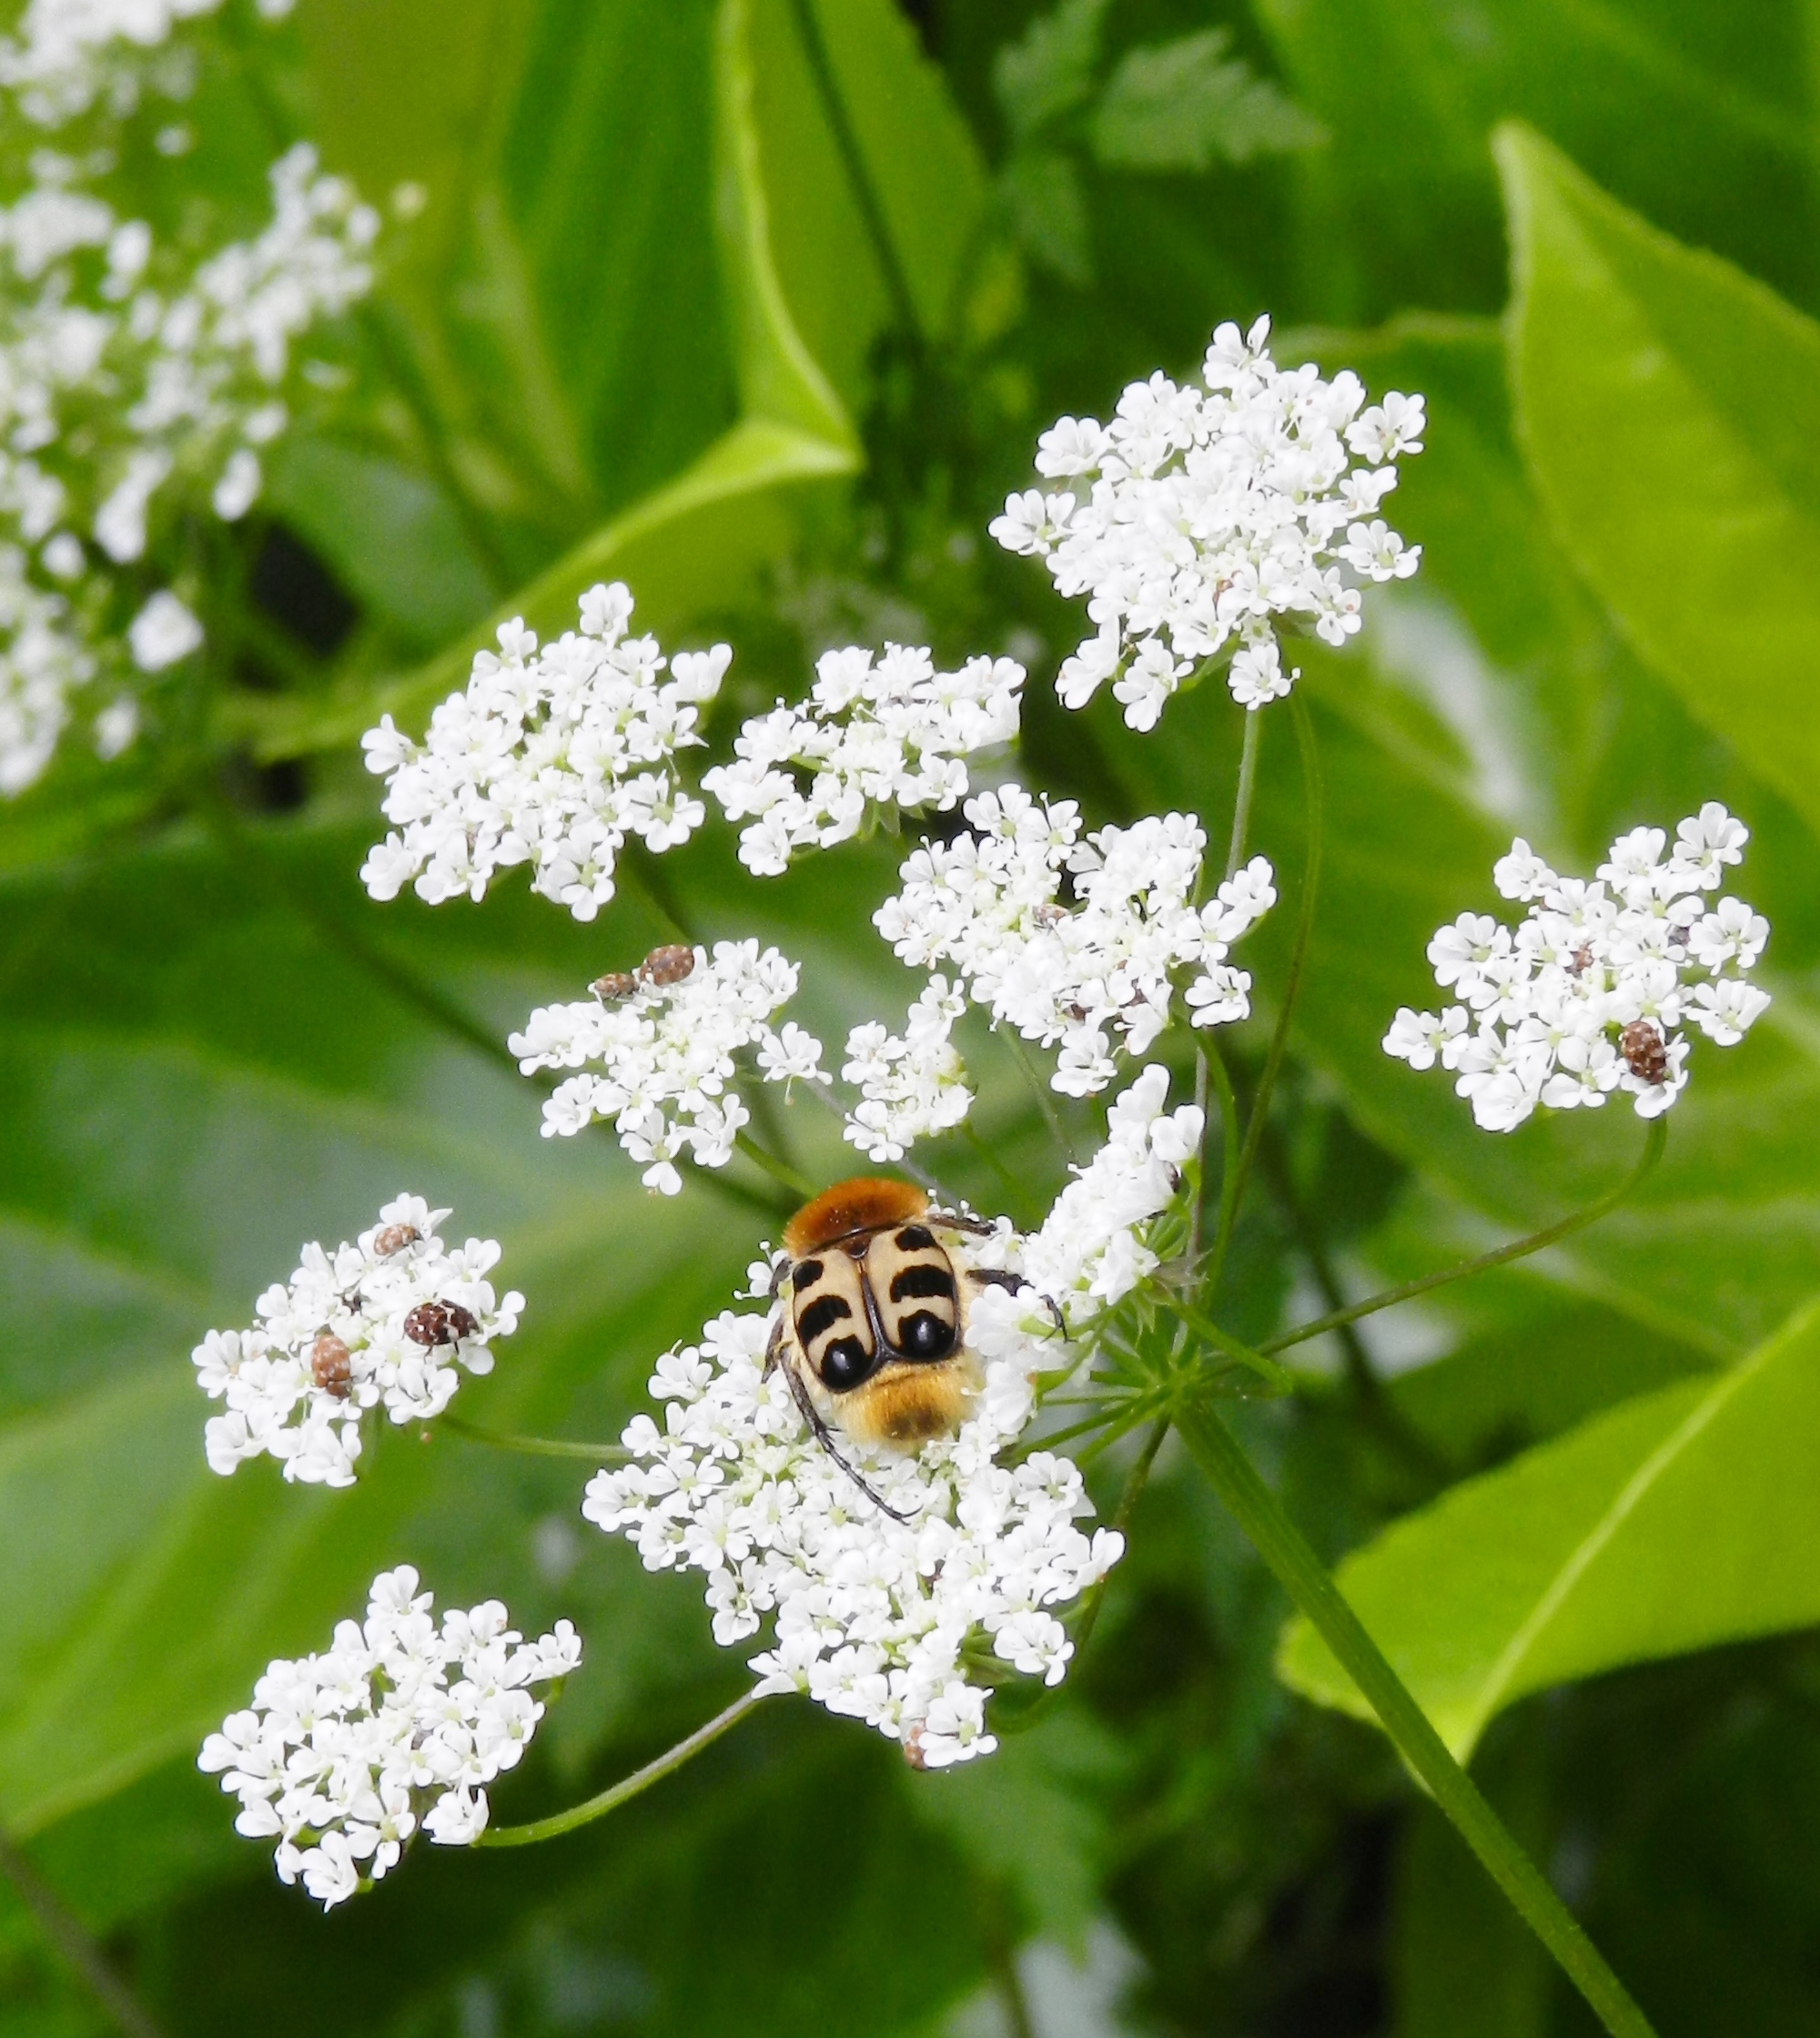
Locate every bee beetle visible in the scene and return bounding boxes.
[766,1177,1026,1513]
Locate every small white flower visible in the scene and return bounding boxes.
[362,584,730,918]
[126,589,202,671]
[200,1567,577,1906]
[994,316,1423,725]
[191,1195,522,1485]
[1388,806,1769,1131]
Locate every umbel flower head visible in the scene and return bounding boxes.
[192,1195,522,1487]
[871,784,1277,1101]
[1384,803,1771,1131]
[199,1566,581,1908]
[0,0,379,795]
[509,938,828,1194]
[361,583,730,920]
[583,1067,1198,1764]
[702,641,1026,876]
[991,314,1423,728]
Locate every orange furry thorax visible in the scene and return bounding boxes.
[783,1177,930,1258]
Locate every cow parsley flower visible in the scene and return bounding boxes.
[198,1566,581,1908]
[582,1306,1119,1769]
[192,1195,523,1488]
[1384,803,1770,1131]
[872,783,1275,1099]
[509,939,827,1194]
[362,584,729,920]
[991,315,1423,727]
[702,642,1025,876]
[0,0,379,794]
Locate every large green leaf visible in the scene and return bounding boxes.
[1279,1296,1820,1758]
[0,821,755,1835]
[1251,0,1820,323]
[1497,122,1820,841]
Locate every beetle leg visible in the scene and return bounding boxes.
[964,1266,1066,1335]
[776,1345,913,1525]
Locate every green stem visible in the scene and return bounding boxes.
[734,1131,816,1200]
[1174,1402,1659,2038]
[784,0,923,350]
[1260,1117,1668,1358]
[1198,1034,1241,1283]
[478,1690,765,1848]
[438,1413,629,1464]
[0,1828,167,2038]
[1002,1027,1077,1166]
[1208,693,1323,1296]
[1168,1304,1294,1394]
[1225,706,1264,882]
[358,303,514,597]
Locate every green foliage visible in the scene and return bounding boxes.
[5,1,1820,2033]
[1279,1300,1820,1758]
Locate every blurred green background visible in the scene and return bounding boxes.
[6,1,1820,2032]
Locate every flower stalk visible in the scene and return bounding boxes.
[1174,1398,1660,2038]
[479,1690,766,1848]
[1260,1115,1668,1358]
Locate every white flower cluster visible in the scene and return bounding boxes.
[0,2,294,128]
[1384,804,1771,1131]
[0,0,378,796]
[582,1305,1120,1769]
[702,642,1025,875]
[1016,1064,1206,1327]
[841,976,973,1162]
[871,784,1274,1103]
[192,1195,523,1487]
[508,939,827,1194]
[199,1566,580,1909]
[991,315,1423,727]
[362,584,729,920]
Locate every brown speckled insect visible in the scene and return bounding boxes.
[1619,1019,1669,1084]
[766,1177,1027,1518]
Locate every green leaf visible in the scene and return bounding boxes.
[747,0,992,392]
[1279,1295,1820,1759]
[993,0,1109,145]
[1090,29,1325,172]
[0,819,757,1834]
[1497,121,1820,841]
[1000,147,1093,287]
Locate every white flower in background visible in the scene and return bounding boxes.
[126,589,202,671]
[192,1195,523,1488]
[0,547,94,793]
[509,939,826,1194]
[582,1303,1120,1769]
[702,642,1025,876]
[199,1566,580,1908]
[0,0,379,795]
[991,315,1423,727]
[362,584,729,921]
[1384,803,1770,1131]
[872,783,1274,1100]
